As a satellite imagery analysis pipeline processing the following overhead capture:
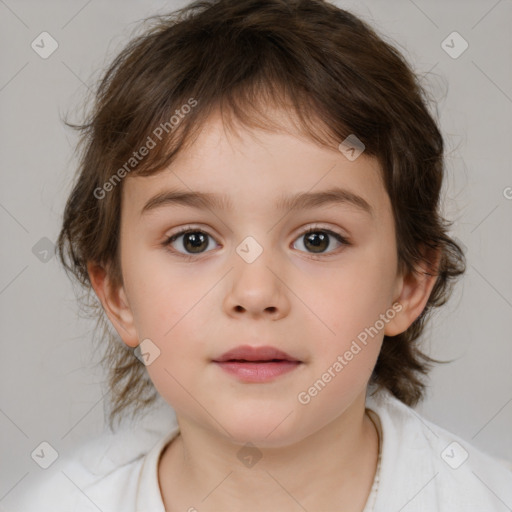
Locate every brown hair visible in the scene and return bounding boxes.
[57,0,466,429]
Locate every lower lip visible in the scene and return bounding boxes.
[214,361,301,382]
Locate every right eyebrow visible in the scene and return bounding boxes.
[140,189,233,216]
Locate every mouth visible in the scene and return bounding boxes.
[212,345,302,383]
[213,345,300,363]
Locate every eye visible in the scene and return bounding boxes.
[162,225,350,259]
[163,228,219,257]
[292,227,350,255]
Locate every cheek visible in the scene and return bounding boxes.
[294,252,397,402]
[305,251,396,342]
[294,266,388,417]
[138,304,213,416]
[123,244,210,338]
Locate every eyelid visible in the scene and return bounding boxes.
[291,224,351,255]
[294,222,348,238]
[162,223,351,258]
[162,225,220,261]
[163,224,220,246]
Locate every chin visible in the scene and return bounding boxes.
[218,410,308,449]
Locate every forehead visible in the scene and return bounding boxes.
[122,110,389,220]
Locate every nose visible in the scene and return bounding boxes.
[222,248,291,320]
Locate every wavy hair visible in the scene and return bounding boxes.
[57,0,466,429]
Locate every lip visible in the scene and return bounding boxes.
[213,345,300,363]
[212,345,302,383]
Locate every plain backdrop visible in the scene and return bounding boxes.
[1,0,511,504]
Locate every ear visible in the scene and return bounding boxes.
[384,246,441,337]
[87,261,139,348]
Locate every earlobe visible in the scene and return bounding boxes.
[87,262,139,348]
[384,248,441,337]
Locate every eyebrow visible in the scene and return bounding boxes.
[140,186,373,217]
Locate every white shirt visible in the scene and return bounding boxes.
[11,388,512,511]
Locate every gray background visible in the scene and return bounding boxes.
[1,0,511,505]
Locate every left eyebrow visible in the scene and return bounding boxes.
[140,186,373,218]
[275,187,374,217]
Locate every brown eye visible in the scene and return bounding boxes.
[164,229,217,255]
[304,231,329,253]
[293,229,349,255]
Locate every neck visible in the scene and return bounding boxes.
[158,393,379,512]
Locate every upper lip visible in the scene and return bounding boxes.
[213,345,301,363]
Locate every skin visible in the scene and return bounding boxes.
[89,108,439,511]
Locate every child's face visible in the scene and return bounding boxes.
[115,110,405,445]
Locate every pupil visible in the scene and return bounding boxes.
[305,232,328,253]
[184,232,207,253]
[181,231,330,254]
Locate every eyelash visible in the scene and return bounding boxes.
[162,225,351,261]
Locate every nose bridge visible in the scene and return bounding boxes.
[223,232,290,317]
